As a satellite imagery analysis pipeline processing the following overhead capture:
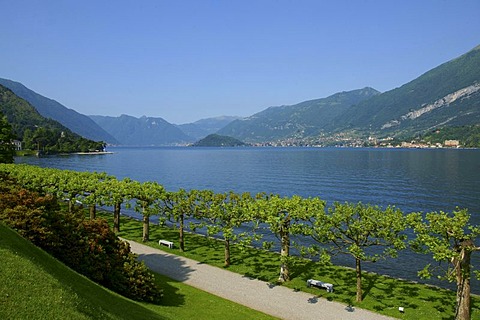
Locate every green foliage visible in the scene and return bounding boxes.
[255,194,326,281]
[311,202,407,302]
[4,163,480,318]
[0,113,15,163]
[193,134,247,147]
[408,209,480,281]
[0,84,105,154]
[113,212,480,320]
[408,209,480,320]
[410,125,480,148]
[203,191,259,266]
[0,177,162,303]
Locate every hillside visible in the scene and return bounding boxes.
[218,87,380,143]
[193,134,247,147]
[218,45,480,144]
[177,116,241,140]
[0,78,118,144]
[0,223,163,320]
[90,115,194,146]
[0,85,104,153]
[338,45,480,137]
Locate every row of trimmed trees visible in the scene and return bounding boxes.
[1,163,478,320]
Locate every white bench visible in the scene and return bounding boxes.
[158,239,174,249]
[307,279,334,292]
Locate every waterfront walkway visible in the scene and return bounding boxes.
[126,240,395,320]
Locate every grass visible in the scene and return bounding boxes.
[0,222,276,320]
[104,211,480,320]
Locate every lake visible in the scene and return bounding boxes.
[15,146,480,292]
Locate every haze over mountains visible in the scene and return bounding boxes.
[1,44,479,146]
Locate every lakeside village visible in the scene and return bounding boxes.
[11,135,463,151]
[250,134,462,148]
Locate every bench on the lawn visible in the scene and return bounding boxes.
[158,239,174,249]
[307,279,333,292]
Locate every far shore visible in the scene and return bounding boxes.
[75,151,114,155]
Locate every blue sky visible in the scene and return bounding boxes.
[1,1,479,124]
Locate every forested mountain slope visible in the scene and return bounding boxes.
[0,78,118,144]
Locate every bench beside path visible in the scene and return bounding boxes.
[125,239,396,320]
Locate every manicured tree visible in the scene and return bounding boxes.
[256,194,324,282]
[312,202,406,302]
[408,209,480,320]
[53,169,85,212]
[132,180,165,242]
[204,191,258,267]
[0,114,15,164]
[79,171,110,219]
[162,189,204,252]
[99,177,135,233]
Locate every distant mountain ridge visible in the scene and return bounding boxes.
[90,114,194,146]
[0,78,118,144]
[219,45,480,143]
[337,45,480,137]
[177,116,242,140]
[218,87,380,142]
[3,44,479,146]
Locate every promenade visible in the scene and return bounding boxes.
[126,240,396,320]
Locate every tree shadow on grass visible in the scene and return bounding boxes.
[153,273,186,307]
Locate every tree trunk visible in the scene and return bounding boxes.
[454,240,472,320]
[179,213,185,252]
[113,202,121,233]
[224,237,231,267]
[142,208,149,242]
[278,218,291,282]
[89,204,96,220]
[356,257,363,302]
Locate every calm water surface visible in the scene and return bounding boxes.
[16,147,480,291]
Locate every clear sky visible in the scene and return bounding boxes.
[1,1,479,124]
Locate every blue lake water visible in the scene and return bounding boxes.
[15,146,480,292]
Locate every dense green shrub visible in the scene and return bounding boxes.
[0,176,162,303]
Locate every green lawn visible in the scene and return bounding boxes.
[0,223,275,320]
[106,211,480,320]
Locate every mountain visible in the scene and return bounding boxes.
[218,45,480,144]
[337,45,480,137]
[90,114,194,146]
[0,84,104,153]
[218,87,380,142]
[0,78,118,144]
[193,134,247,147]
[177,116,242,140]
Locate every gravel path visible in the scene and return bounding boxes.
[126,239,396,320]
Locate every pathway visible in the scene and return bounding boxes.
[126,240,396,320]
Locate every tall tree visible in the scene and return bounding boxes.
[162,189,205,252]
[256,194,324,282]
[204,191,258,267]
[0,114,15,163]
[99,177,135,233]
[132,181,165,242]
[79,171,111,220]
[311,202,406,302]
[408,209,480,320]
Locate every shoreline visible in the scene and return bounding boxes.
[74,151,114,155]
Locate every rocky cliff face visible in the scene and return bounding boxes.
[382,83,480,129]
